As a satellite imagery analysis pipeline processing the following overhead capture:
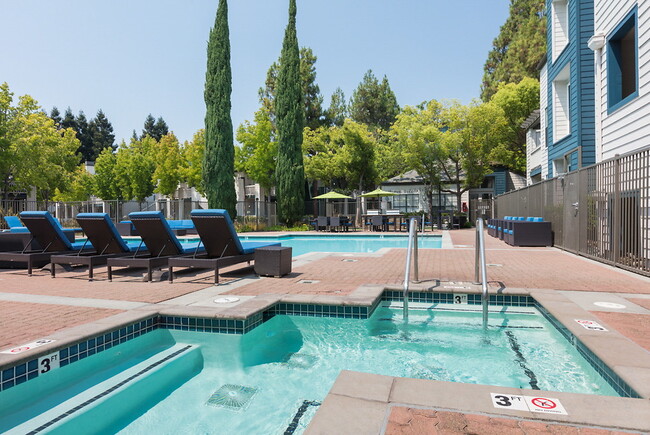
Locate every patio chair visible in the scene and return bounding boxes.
[0,211,94,275]
[316,216,329,231]
[50,213,149,280]
[168,209,280,284]
[106,211,204,282]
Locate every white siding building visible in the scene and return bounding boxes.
[590,0,650,160]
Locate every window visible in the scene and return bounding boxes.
[552,0,569,61]
[608,7,638,111]
[553,65,571,142]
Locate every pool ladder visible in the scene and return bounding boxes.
[475,218,489,329]
[402,218,419,321]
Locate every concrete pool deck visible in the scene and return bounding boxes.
[1,228,649,433]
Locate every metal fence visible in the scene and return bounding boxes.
[0,199,279,230]
[494,146,650,276]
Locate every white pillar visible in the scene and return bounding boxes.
[588,33,606,163]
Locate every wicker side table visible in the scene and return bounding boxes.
[254,246,292,277]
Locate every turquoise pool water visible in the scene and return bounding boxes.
[237,234,442,256]
[1,303,619,434]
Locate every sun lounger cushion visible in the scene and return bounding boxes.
[129,211,204,256]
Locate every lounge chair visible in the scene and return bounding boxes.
[106,211,205,282]
[50,213,149,280]
[168,209,280,284]
[0,211,93,275]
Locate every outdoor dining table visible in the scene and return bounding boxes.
[362,214,406,231]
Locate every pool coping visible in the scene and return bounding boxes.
[1,284,650,432]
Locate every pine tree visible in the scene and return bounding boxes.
[153,117,169,140]
[50,107,62,128]
[141,114,156,140]
[89,109,116,159]
[275,0,305,225]
[325,87,347,127]
[349,70,399,130]
[61,107,76,131]
[203,0,236,217]
[75,111,94,163]
[481,0,546,101]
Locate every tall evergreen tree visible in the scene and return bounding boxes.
[74,111,95,163]
[325,87,348,127]
[140,114,170,141]
[481,0,546,101]
[50,107,62,128]
[89,109,116,158]
[259,47,324,129]
[349,70,400,130]
[153,117,169,140]
[203,0,236,217]
[61,107,77,131]
[141,114,156,140]
[275,0,305,225]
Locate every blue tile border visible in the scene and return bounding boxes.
[266,303,370,319]
[382,291,536,307]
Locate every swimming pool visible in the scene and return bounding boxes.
[0,301,624,434]
[237,234,442,256]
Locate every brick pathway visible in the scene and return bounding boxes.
[0,301,122,349]
[385,408,630,435]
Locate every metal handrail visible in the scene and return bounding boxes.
[476,218,489,329]
[403,218,419,321]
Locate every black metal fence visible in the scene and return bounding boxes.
[494,146,650,276]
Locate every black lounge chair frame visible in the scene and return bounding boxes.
[107,213,202,282]
[0,213,91,276]
[50,214,148,280]
[168,212,256,284]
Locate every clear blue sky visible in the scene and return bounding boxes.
[1,0,509,145]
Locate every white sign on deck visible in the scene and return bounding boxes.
[575,319,608,331]
[491,393,567,415]
[1,339,56,354]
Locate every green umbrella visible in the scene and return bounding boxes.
[313,191,352,199]
[360,188,397,197]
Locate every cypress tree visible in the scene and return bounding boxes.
[203,0,236,217]
[275,0,305,225]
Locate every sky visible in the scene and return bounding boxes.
[1,0,510,145]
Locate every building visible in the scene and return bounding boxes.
[589,1,647,160]
[533,0,596,181]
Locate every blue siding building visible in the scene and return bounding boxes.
[543,0,595,177]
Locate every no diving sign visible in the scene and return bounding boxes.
[491,393,567,415]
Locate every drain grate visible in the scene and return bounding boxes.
[283,352,318,369]
[341,259,358,262]
[298,279,319,284]
[207,384,258,411]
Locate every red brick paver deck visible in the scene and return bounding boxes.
[385,407,630,435]
[590,311,650,352]
[0,301,122,350]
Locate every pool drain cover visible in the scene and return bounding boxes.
[298,279,319,284]
[284,352,318,369]
[207,384,258,411]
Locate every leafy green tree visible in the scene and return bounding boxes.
[0,83,80,200]
[53,165,95,201]
[275,0,305,225]
[235,107,276,190]
[481,0,546,101]
[203,0,237,217]
[113,137,156,202]
[349,70,400,130]
[93,147,120,200]
[488,77,539,172]
[325,87,348,127]
[152,133,184,198]
[259,47,325,129]
[182,129,205,195]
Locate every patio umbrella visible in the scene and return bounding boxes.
[312,191,352,217]
[359,188,397,198]
[312,191,352,199]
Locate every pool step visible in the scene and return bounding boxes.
[6,343,202,435]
